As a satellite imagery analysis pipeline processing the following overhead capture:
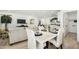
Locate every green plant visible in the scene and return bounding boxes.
[1,15,12,31]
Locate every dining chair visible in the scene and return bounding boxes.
[26,28,46,49]
[49,27,64,49]
[26,28,36,49]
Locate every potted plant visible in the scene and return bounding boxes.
[1,15,12,31]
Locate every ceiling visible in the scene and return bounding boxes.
[0,10,59,18]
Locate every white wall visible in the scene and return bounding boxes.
[77,11,79,42]
[67,11,77,33]
[0,12,40,29]
[0,10,59,30]
[68,20,77,33]
[0,10,59,19]
[40,17,53,25]
[63,13,69,36]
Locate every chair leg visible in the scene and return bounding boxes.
[56,47,59,49]
[56,44,63,49]
[44,46,47,49]
[60,44,63,49]
[48,42,63,49]
[44,41,50,49]
[46,41,49,49]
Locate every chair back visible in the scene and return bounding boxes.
[26,28,36,49]
[56,28,64,47]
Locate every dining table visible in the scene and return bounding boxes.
[35,31,57,49]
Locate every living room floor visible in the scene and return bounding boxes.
[48,32,78,49]
[0,32,78,49]
[63,32,79,49]
[0,40,28,49]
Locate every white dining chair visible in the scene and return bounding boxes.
[26,28,36,49]
[26,28,46,49]
[49,27,64,49]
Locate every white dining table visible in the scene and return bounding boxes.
[35,31,57,49]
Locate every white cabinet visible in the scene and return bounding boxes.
[8,27,27,44]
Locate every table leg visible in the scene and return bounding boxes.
[39,43,44,49]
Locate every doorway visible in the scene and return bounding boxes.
[63,11,77,38]
[63,11,78,49]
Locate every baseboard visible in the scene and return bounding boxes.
[9,39,27,46]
